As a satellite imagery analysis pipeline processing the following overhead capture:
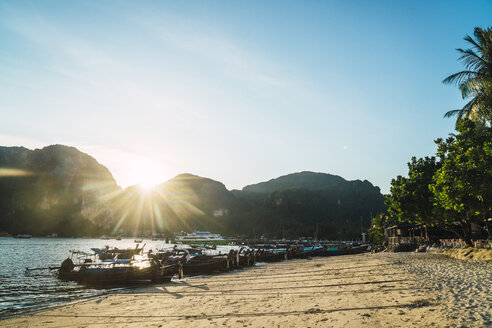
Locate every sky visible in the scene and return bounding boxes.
[1,0,491,193]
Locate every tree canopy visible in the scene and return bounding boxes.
[431,120,492,241]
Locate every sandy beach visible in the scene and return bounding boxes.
[2,252,490,327]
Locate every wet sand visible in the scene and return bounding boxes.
[2,253,490,327]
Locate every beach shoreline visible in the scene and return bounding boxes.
[2,252,490,327]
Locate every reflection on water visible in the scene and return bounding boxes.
[0,238,235,316]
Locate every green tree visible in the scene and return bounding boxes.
[443,27,492,125]
[431,120,492,244]
[385,157,441,226]
[368,213,395,245]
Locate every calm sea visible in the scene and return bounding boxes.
[0,238,231,317]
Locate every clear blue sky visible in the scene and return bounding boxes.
[1,0,491,192]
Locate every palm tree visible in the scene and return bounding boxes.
[443,27,492,125]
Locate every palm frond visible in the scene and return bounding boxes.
[444,27,492,126]
[443,109,462,118]
[464,34,482,51]
[442,70,477,85]
[461,97,480,120]
[459,80,481,98]
[457,48,486,70]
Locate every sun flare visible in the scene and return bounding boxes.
[121,157,166,190]
[139,180,157,191]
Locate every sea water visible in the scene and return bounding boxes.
[0,238,236,317]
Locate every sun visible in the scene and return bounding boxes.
[121,156,166,190]
[139,179,157,191]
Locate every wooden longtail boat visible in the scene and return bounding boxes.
[58,247,178,283]
[91,244,145,261]
[58,258,178,283]
[255,249,286,262]
[181,257,230,275]
[157,248,231,276]
[290,247,313,259]
[320,244,368,256]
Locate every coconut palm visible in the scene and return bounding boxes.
[443,27,492,125]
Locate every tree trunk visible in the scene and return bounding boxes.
[460,220,473,247]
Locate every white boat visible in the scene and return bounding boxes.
[176,231,225,242]
[14,234,32,239]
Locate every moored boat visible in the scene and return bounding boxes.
[91,245,145,261]
[255,249,286,262]
[57,249,178,284]
[58,259,175,283]
[320,244,368,256]
[14,234,32,239]
[157,247,231,276]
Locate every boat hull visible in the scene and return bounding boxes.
[181,258,229,276]
[320,245,368,256]
[255,252,285,262]
[59,263,178,284]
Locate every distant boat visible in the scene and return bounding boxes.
[134,238,143,243]
[115,235,122,240]
[176,231,227,243]
[0,232,10,237]
[14,234,32,239]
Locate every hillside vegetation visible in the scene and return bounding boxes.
[0,145,386,238]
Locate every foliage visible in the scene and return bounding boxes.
[386,121,492,243]
[368,213,395,245]
[0,149,387,239]
[443,27,492,125]
[385,157,441,225]
[0,145,121,237]
[232,175,387,240]
[430,120,492,242]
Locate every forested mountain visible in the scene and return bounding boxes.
[242,171,346,193]
[0,145,121,236]
[0,145,386,239]
[233,172,386,239]
[112,174,240,236]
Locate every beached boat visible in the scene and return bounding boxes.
[158,248,230,276]
[58,256,177,283]
[320,244,368,256]
[255,249,286,262]
[289,246,314,259]
[91,245,145,261]
[235,248,255,267]
[181,256,230,275]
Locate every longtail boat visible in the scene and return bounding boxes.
[255,249,286,262]
[157,248,230,276]
[57,251,177,283]
[320,244,368,256]
[91,244,145,261]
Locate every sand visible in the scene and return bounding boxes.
[2,252,490,327]
[441,247,492,261]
